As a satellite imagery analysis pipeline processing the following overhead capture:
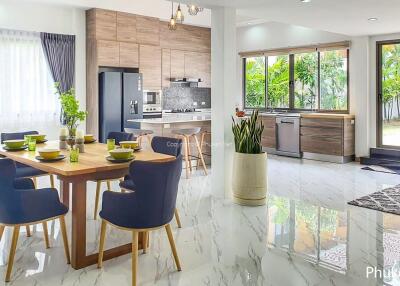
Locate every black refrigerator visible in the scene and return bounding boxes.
[99,72,143,143]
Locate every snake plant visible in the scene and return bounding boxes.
[232,110,264,154]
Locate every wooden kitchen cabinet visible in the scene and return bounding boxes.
[119,42,139,68]
[300,116,355,157]
[136,15,160,46]
[170,50,185,79]
[162,49,171,88]
[184,51,211,88]
[139,44,162,90]
[117,12,137,43]
[260,115,276,149]
[87,9,117,41]
[97,40,119,67]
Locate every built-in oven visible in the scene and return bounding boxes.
[143,90,162,118]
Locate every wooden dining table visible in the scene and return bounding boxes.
[0,140,174,269]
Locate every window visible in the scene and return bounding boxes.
[243,47,349,112]
[244,56,266,108]
[268,55,290,108]
[0,29,59,135]
[294,52,318,109]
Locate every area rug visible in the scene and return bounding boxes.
[348,185,400,215]
[361,165,398,174]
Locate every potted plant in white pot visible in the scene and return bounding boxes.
[231,110,267,206]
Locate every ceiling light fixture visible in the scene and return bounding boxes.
[175,3,184,23]
[300,0,312,2]
[168,2,177,31]
[368,17,378,21]
[187,4,204,16]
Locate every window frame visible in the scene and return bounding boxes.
[243,49,350,113]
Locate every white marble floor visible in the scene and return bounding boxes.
[1,155,400,285]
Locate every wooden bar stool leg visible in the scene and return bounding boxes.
[42,221,50,249]
[98,220,107,268]
[49,174,55,189]
[132,231,139,286]
[165,224,181,271]
[197,132,206,170]
[106,181,112,191]
[174,208,182,228]
[193,135,208,175]
[182,136,190,179]
[142,231,148,254]
[146,135,152,146]
[94,181,101,220]
[26,225,31,237]
[138,136,143,147]
[60,216,71,264]
[186,136,193,172]
[5,226,20,282]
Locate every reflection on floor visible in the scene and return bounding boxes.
[1,155,400,285]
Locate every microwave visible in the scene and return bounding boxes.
[143,90,161,105]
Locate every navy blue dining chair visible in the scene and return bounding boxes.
[93,131,136,220]
[98,156,183,286]
[0,159,70,282]
[120,136,184,228]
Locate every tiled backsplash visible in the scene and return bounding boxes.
[162,87,211,110]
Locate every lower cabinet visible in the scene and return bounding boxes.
[260,115,276,149]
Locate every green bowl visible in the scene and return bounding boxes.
[4,140,26,149]
[26,134,46,142]
[119,141,139,149]
[38,149,60,160]
[84,134,95,142]
[109,148,133,160]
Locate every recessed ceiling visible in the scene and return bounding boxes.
[178,0,400,36]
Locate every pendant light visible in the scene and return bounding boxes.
[187,4,203,16]
[175,3,184,23]
[168,2,177,30]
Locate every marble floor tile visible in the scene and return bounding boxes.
[0,155,400,285]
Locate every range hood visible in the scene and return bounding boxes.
[170,77,202,83]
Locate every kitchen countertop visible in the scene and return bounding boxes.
[259,112,355,119]
[128,112,211,124]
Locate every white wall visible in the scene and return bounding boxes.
[0,0,86,138]
[236,21,383,157]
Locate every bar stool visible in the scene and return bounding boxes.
[124,128,154,147]
[197,130,211,169]
[171,128,207,178]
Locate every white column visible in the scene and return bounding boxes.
[211,7,237,198]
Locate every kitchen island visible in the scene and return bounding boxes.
[128,112,211,164]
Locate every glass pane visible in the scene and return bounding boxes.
[245,57,266,108]
[267,196,291,249]
[381,43,400,146]
[267,55,290,108]
[294,52,318,109]
[319,208,347,270]
[294,201,318,258]
[320,50,348,110]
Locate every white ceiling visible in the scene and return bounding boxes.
[179,0,400,36]
[12,0,400,36]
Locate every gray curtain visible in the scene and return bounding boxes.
[40,32,75,93]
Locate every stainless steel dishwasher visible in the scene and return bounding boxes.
[275,114,301,158]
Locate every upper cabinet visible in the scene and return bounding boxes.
[87,9,117,41]
[119,42,139,68]
[136,16,160,46]
[117,12,137,43]
[139,45,162,90]
[184,51,211,88]
[162,49,171,88]
[97,40,119,67]
[170,50,185,79]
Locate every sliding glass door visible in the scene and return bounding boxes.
[377,41,400,148]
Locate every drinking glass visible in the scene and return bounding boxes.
[28,138,36,151]
[107,138,116,151]
[70,147,79,163]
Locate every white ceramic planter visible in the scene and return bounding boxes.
[232,152,268,206]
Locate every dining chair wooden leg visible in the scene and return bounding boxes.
[42,221,50,249]
[94,181,101,220]
[174,209,182,228]
[186,136,193,172]
[49,174,55,189]
[5,226,20,282]
[182,136,190,179]
[32,177,37,189]
[0,225,5,242]
[165,224,181,271]
[119,178,126,193]
[26,225,31,237]
[107,181,112,191]
[142,231,148,254]
[59,216,71,264]
[132,231,139,286]
[193,135,208,176]
[98,220,107,268]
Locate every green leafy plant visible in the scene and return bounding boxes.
[232,110,264,154]
[56,83,87,136]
